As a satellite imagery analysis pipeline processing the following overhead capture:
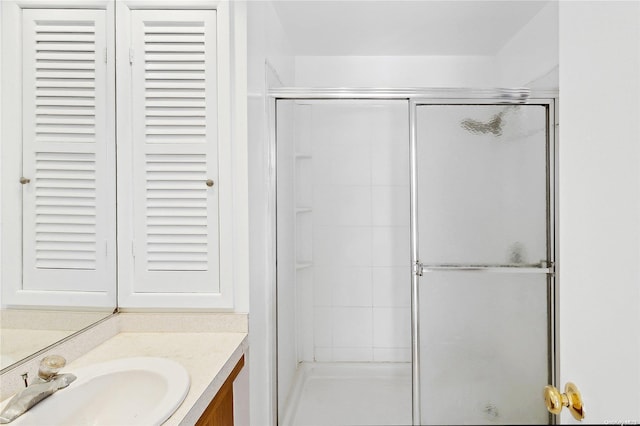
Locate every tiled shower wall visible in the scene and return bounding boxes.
[301,101,411,362]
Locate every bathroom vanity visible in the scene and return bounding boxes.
[196,355,245,426]
[0,313,249,426]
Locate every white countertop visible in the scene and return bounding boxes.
[64,331,248,425]
[1,310,112,371]
[0,313,249,425]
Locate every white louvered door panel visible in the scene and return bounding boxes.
[21,10,114,293]
[130,10,219,293]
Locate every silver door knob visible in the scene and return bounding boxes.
[38,355,67,381]
[19,177,30,185]
[206,179,214,187]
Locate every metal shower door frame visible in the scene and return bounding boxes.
[267,89,558,426]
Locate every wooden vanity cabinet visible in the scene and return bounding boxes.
[196,355,245,426]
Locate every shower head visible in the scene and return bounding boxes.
[459,105,521,137]
[460,111,505,136]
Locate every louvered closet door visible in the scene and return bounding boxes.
[130,10,220,293]
[21,10,114,292]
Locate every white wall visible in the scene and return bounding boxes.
[292,0,558,90]
[303,101,411,363]
[0,2,4,308]
[247,1,294,424]
[231,0,250,314]
[559,1,640,423]
[295,55,500,87]
[496,1,558,88]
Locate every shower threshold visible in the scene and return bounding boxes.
[280,362,412,426]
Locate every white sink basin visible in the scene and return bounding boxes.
[6,357,190,425]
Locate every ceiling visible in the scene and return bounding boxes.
[272,0,550,56]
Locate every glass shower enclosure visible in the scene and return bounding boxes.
[272,91,556,426]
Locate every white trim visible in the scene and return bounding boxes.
[12,1,110,8]
[115,0,133,309]
[216,0,235,310]
[121,0,223,9]
[1,1,24,306]
[0,1,3,308]
[230,0,250,314]
[266,94,278,426]
[105,1,118,306]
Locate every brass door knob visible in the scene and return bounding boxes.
[206,179,214,187]
[19,177,30,184]
[544,382,584,421]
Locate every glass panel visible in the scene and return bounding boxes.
[277,100,412,426]
[416,105,547,265]
[418,272,549,425]
[415,104,550,425]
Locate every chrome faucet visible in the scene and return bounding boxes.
[0,355,76,424]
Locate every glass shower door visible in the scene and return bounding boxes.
[413,104,553,425]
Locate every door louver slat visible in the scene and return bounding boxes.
[34,19,97,269]
[34,152,96,270]
[143,22,206,145]
[145,154,208,271]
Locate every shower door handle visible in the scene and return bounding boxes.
[415,262,553,275]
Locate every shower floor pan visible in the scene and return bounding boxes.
[281,362,412,426]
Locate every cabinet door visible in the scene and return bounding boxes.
[196,355,245,426]
[21,9,115,300]
[129,10,220,293]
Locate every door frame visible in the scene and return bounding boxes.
[266,88,558,426]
